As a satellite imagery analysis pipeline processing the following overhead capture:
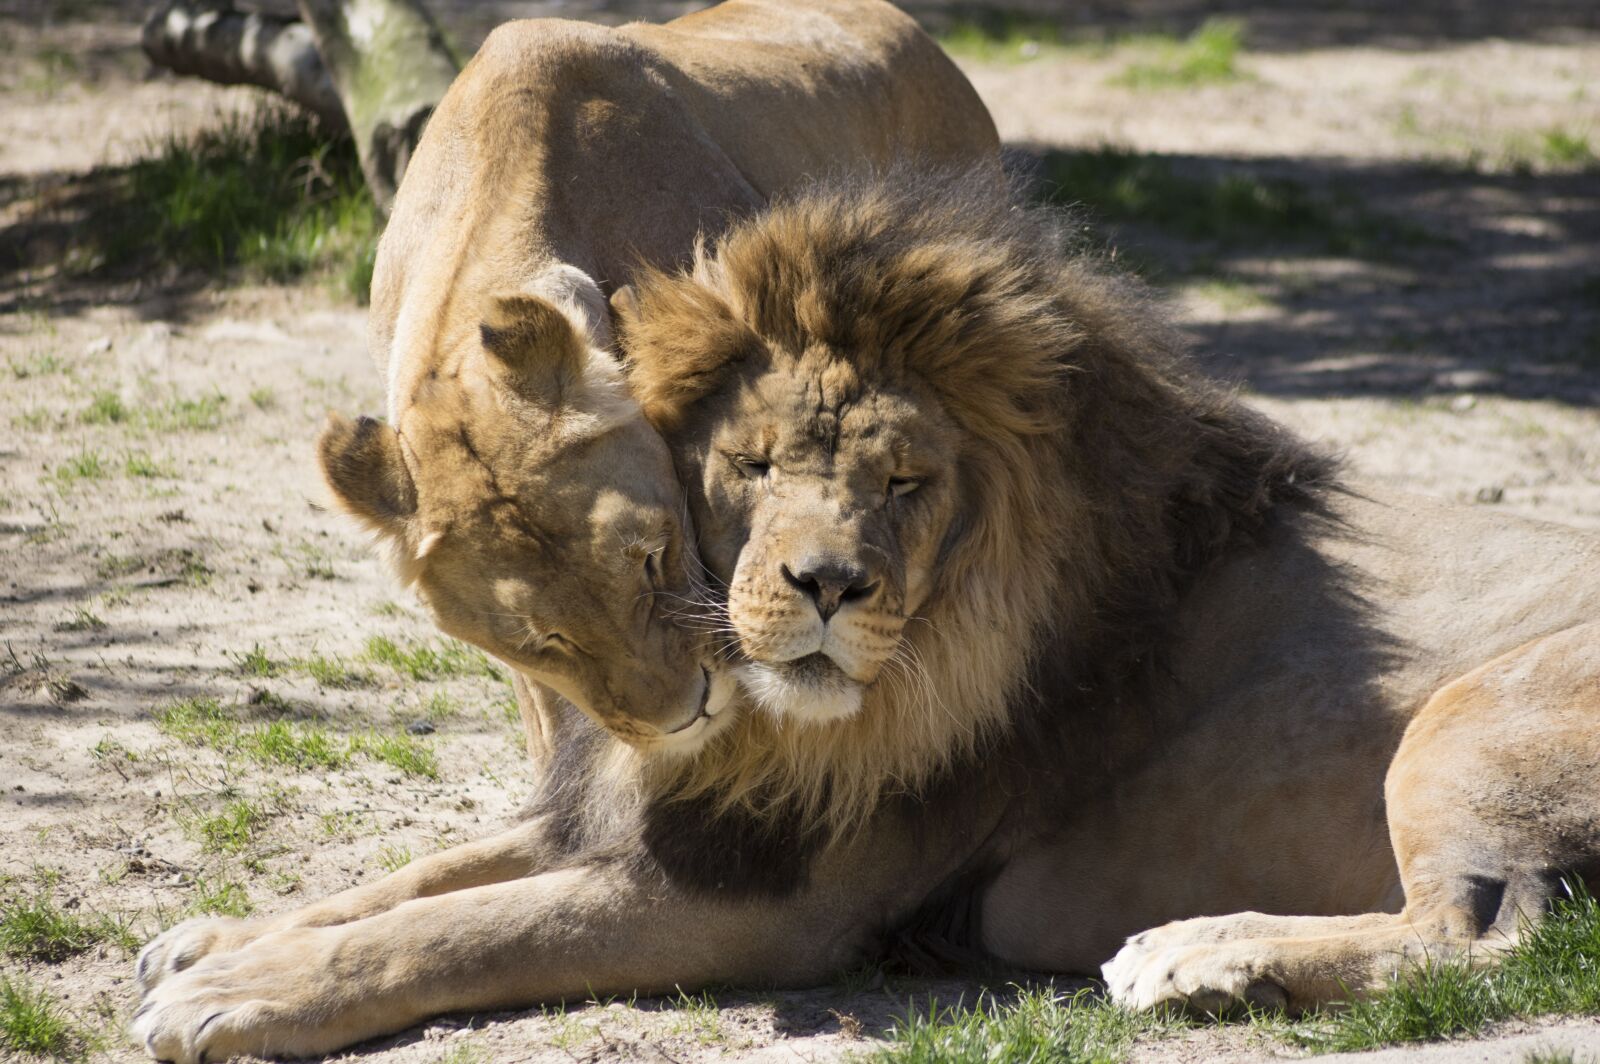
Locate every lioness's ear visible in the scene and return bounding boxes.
[317,413,416,538]
[480,293,588,403]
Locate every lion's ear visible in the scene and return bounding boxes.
[479,293,588,404]
[317,413,417,538]
[609,284,639,325]
[614,275,753,429]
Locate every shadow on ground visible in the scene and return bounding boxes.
[1009,146,1600,404]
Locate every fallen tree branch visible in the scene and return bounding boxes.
[295,0,460,209]
[141,0,348,132]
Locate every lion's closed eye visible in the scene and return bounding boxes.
[888,476,922,499]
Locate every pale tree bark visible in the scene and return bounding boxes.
[141,0,460,210]
[141,2,347,132]
[294,0,460,209]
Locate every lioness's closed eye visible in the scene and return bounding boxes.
[318,286,737,752]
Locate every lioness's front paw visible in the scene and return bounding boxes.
[1103,941,1287,1016]
[136,917,260,995]
[130,929,351,1062]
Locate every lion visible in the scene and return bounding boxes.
[129,170,1599,1062]
[313,0,997,757]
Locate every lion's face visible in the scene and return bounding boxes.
[665,350,965,722]
[319,293,736,753]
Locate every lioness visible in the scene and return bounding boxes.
[130,172,1598,1062]
[134,2,997,1043]
[315,0,997,756]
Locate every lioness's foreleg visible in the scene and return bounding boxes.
[1107,622,1600,1015]
[137,816,555,994]
[131,862,851,1063]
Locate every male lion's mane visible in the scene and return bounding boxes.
[534,168,1337,889]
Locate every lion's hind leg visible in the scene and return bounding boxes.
[1107,622,1600,1016]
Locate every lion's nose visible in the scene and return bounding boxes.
[781,557,877,621]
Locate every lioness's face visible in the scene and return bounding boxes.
[320,293,735,752]
[666,351,964,721]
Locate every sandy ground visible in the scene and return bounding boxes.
[2,3,1599,1062]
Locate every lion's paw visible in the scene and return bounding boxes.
[136,917,263,995]
[130,979,275,1064]
[130,930,347,1062]
[1103,940,1287,1016]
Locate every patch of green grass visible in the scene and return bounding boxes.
[232,644,280,678]
[248,387,276,411]
[185,797,268,854]
[1182,276,1274,312]
[84,107,381,300]
[282,542,337,581]
[1490,127,1600,174]
[669,989,727,1045]
[1524,1049,1584,1064]
[937,13,1066,62]
[1042,147,1432,259]
[51,448,107,487]
[122,450,174,478]
[53,606,106,633]
[320,810,366,839]
[179,553,213,587]
[363,635,499,682]
[375,843,413,874]
[79,388,231,433]
[343,237,380,303]
[422,691,458,721]
[0,890,113,962]
[146,393,226,432]
[873,987,1166,1064]
[155,694,434,776]
[1538,127,1594,168]
[240,720,348,770]
[1400,116,1598,175]
[79,389,127,425]
[154,696,237,748]
[187,877,253,918]
[94,554,142,579]
[0,975,77,1058]
[296,652,374,689]
[246,688,292,716]
[20,44,80,97]
[158,694,348,770]
[1112,19,1247,89]
[355,732,439,780]
[7,351,64,380]
[1297,886,1600,1052]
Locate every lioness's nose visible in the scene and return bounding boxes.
[781,557,876,621]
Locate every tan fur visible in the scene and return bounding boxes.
[131,172,1600,1062]
[313,0,998,754]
